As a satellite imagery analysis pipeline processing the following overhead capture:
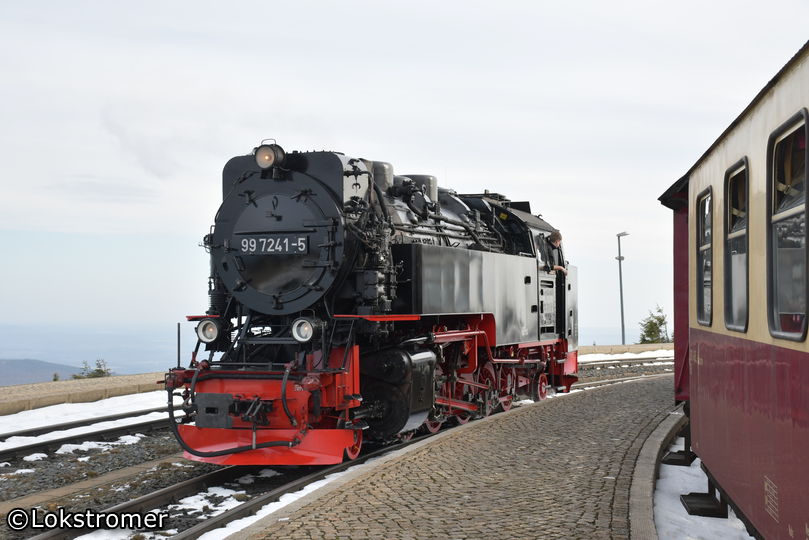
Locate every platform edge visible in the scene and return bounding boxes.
[629,402,686,540]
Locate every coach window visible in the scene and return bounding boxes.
[768,109,808,340]
[725,160,748,331]
[697,189,712,325]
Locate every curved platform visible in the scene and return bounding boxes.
[238,375,676,540]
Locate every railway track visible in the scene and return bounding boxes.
[7,364,670,539]
[22,370,675,539]
[0,407,167,441]
[27,436,429,540]
[577,356,673,370]
[0,410,169,463]
[571,372,672,390]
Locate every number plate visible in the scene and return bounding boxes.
[237,235,308,254]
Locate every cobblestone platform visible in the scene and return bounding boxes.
[241,375,675,540]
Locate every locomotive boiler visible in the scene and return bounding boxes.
[165,143,578,465]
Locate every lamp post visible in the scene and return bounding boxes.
[616,232,629,345]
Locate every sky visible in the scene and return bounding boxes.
[1,1,808,370]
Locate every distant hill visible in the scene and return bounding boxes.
[0,359,84,386]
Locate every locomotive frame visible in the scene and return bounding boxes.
[166,144,579,466]
[660,40,809,540]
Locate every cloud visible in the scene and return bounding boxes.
[0,0,807,331]
[46,173,159,203]
[100,110,179,180]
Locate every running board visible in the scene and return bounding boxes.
[662,420,696,466]
[662,449,696,466]
[680,464,728,518]
[680,493,728,518]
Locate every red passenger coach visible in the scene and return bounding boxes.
[659,40,809,540]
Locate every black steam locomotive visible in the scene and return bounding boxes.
[165,142,578,465]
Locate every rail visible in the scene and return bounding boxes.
[0,407,167,440]
[0,416,169,463]
[28,435,432,539]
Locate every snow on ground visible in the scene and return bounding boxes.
[55,434,146,455]
[0,391,172,433]
[196,466,361,540]
[75,527,141,539]
[167,485,247,518]
[4,468,34,475]
[0,391,181,453]
[579,349,673,363]
[0,411,166,452]
[72,466,307,540]
[76,527,175,540]
[655,437,754,539]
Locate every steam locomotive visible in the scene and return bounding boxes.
[165,143,578,465]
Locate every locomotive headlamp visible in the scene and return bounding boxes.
[255,144,286,170]
[291,317,317,343]
[196,319,220,343]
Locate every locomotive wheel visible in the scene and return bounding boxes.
[500,367,516,412]
[451,379,473,424]
[477,362,499,417]
[534,373,549,401]
[344,429,363,461]
[423,419,443,434]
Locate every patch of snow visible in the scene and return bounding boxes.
[655,437,755,539]
[546,388,582,398]
[258,468,280,478]
[77,456,91,462]
[74,512,172,540]
[196,465,365,539]
[75,529,133,539]
[56,434,145,455]
[9,468,35,474]
[0,390,178,435]
[579,349,673,363]
[23,452,48,461]
[0,411,168,453]
[167,486,246,519]
[0,462,10,467]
